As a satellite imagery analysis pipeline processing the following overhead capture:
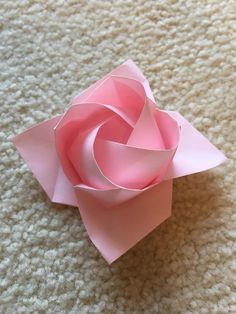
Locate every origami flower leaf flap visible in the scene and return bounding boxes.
[76,179,173,264]
[164,111,227,180]
[12,116,78,207]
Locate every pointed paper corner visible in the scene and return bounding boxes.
[12,117,78,207]
[76,180,173,264]
[164,111,228,180]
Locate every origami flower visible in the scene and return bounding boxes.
[55,76,180,207]
[12,60,226,263]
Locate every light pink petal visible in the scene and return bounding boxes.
[96,114,133,144]
[164,111,227,179]
[76,179,173,264]
[127,98,165,149]
[72,59,155,105]
[94,139,176,189]
[68,125,115,189]
[154,107,180,149]
[81,76,146,125]
[54,103,114,185]
[12,116,77,206]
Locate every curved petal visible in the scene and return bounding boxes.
[96,114,133,144]
[74,76,146,126]
[54,103,114,185]
[72,59,155,105]
[68,125,115,189]
[127,98,165,149]
[94,139,176,189]
[153,107,180,150]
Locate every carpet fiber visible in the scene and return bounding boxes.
[1,1,236,313]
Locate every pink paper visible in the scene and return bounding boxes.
[12,59,227,263]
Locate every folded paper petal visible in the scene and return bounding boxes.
[127,98,165,149]
[75,179,173,264]
[68,124,115,189]
[96,114,133,144]
[77,76,146,126]
[164,111,227,179]
[72,59,154,105]
[95,139,175,189]
[54,103,114,186]
[154,108,181,149]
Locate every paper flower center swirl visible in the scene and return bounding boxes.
[54,76,180,205]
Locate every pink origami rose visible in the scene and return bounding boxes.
[12,60,226,263]
[55,76,180,208]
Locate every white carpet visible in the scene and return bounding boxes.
[1,1,236,313]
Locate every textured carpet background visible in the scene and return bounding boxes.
[1,1,236,313]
